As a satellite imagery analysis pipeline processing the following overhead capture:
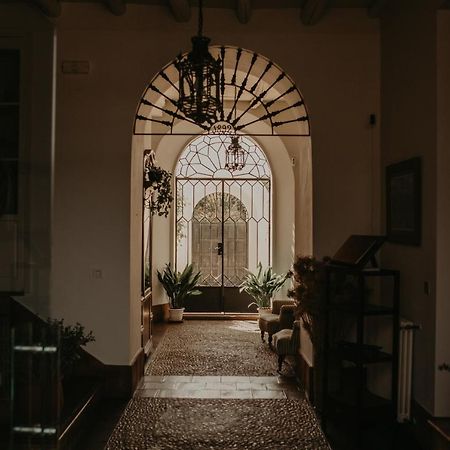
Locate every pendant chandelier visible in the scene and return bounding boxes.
[176,0,222,125]
[225,135,247,172]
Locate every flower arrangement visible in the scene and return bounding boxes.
[288,256,329,344]
[288,255,357,344]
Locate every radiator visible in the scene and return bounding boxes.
[397,319,415,422]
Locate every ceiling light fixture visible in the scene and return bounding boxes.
[176,0,222,125]
[225,135,247,172]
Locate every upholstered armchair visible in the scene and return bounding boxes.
[258,299,296,347]
[273,320,301,372]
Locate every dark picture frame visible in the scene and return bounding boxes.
[386,157,421,246]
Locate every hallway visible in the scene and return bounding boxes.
[85,320,330,450]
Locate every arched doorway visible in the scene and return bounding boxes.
[131,46,312,339]
[175,134,271,312]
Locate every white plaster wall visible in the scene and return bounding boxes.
[47,4,379,366]
[435,11,450,417]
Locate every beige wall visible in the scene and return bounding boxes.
[1,4,380,366]
[436,11,450,417]
[51,5,380,366]
[380,1,438,414]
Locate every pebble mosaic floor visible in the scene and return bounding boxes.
[105,398,331,450]
[106,320,331,449]
[145,320,279,376]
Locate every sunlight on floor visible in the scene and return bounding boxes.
[226,320,258,333]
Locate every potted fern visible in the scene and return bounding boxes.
[239,262,291,313]
[157,263,202,322]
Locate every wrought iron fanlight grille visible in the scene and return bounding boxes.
[135,46,310,137]
[175,134,271,179]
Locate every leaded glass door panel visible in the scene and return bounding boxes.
[175,134,271,313]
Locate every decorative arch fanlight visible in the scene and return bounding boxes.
[175,134,272,180]
[134,47,310,138]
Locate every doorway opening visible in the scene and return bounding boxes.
[175,134,271,313]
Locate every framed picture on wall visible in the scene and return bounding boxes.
[386,157,421,246]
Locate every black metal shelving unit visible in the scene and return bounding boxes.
[322,264,400,450]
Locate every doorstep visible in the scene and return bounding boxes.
[183,312,259,320]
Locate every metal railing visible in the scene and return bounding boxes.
[9,322,61,450]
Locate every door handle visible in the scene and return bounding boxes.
[215,242,223,255]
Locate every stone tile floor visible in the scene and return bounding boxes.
[134,374,304,400]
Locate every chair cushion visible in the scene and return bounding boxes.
[273,329,293,355]
[258,314,282,334]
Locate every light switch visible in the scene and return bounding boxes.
[62,61,90,74]
[92,269,103,279]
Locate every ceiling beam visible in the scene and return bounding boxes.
[236,0,252,24]
[168,0,191,23]
[106,0,126,16]
[33,0,61,17]
[300,0,329,26]
[368,0,388,18]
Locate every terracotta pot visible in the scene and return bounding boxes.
[257,307,271,315]
[168,308,185,322]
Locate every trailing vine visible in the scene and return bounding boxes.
[143,151,174,217]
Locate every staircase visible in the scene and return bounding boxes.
[0,293,104,450]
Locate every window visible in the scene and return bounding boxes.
[0,49,20,215]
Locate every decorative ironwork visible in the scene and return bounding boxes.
[175,134,271,291]
[225,136,247,172]
[176,178,270,288]
[175,134,271,179]
[176,0,222,124]
[135,47,310,137]
[192,192,248,287]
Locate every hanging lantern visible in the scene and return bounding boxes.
[225,136,247,172]
[176,0,222,124]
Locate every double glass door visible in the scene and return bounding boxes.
[176,177,270,312]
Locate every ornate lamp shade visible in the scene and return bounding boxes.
[177,36,222,124]
[225,136,247,172]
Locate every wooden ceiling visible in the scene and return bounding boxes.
[11,0,450,24]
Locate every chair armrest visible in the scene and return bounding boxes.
[288,320,301,353]
[272,299,295,315]
[279,304,296,330]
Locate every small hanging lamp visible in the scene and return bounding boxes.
[176,0,222,125]
[225,135,247,172]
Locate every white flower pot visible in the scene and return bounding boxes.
[168,308,185,322]
[258,306,271,315]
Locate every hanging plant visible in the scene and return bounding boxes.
[143,151,174,217]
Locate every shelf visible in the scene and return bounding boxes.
[329,302,394,316]
[335,342,392,365]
